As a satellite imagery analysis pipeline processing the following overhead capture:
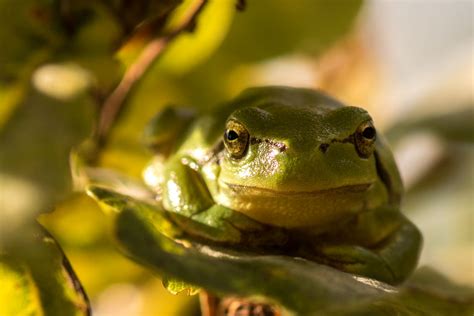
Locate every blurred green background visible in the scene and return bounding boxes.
[0,0,472,315]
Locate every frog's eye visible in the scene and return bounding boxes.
[355,120,376,158]
[224,120,249,159]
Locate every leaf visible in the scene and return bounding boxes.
[0,225,90,316]
[156,0,237,74]
[39,194,199,315]
[0,81,26,130]
[161,0,364,109]
[61,3,124,92]
[163,277,200,295]
[0,87,95,244]
[86,185,396,314]
[0,0,62,82]
[222,0,364,63]
[396,267,474,315]
[87,185,474,315]
[0,258,43,316]
[386,107,474,144]
[117,0,236,75]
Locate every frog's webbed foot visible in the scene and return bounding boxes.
[185,204,288,247]
[170,203,287,248]
[313,218,422,284]
[314,244,396,284]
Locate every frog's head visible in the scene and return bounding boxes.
[212,87,388,229]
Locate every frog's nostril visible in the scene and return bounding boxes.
[319,143,329,153]
[277,143,287,152]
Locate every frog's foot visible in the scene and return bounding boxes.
[312,217,422,284]
[314,244,396,284]
[218,297,281,316]
[176,204,288,247]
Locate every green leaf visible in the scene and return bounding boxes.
[0,226,90,316]
[87,185,396,314]
[87,185,474,315]
[0,258,43,316]
[386,107,474,144]
[163,277,200,296]
[0,0,62,82]
[396,267,474,315]
[0,81,26,130]
[63,3,124,92]
[222,0,364,63]
[116,0,235,75]
[156,0,237,74]
[0,87,95,244]
[163,0,364,109]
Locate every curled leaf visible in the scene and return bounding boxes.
[87,184,474,315]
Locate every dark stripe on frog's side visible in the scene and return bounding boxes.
[373,149,400,205]
[372,136,404,205]
[202,136,287,165]
[318,133,356,153]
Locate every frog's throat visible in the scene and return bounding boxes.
[220,182,373,197]
[216,181,374,228]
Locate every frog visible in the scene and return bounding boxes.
[142,86,422,285]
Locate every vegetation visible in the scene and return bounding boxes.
[1,1,472,315]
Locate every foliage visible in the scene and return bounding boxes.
[87,184,474,315]
[1,0,472,315]
[0,225,89,316]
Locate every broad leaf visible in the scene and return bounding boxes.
[0,225,90,316]
[87,184,474,315]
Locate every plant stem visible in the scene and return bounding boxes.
[95,0,208,147]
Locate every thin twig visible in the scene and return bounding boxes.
[95,0,208,146]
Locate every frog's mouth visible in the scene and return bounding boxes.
[221,182,373,197]
[217,181,375,228]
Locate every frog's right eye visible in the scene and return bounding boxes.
[355,120,376,158]
[224,120,249,159]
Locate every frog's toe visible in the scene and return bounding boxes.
[315,244,396,284]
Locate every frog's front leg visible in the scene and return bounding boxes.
[144,106,196,156]
[162,157,265,244]
[314,218,422,285]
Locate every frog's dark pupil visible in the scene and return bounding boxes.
[362,127,376,139]
[226,130,239,141]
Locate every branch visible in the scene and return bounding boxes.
[95,0,208,147]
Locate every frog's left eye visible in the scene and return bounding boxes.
[355,120,376,158]
[224,120,249,159]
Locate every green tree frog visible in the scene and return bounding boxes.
[143,86,422,285]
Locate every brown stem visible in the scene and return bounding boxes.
[95,0,208,147]
[200,291,219,316]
